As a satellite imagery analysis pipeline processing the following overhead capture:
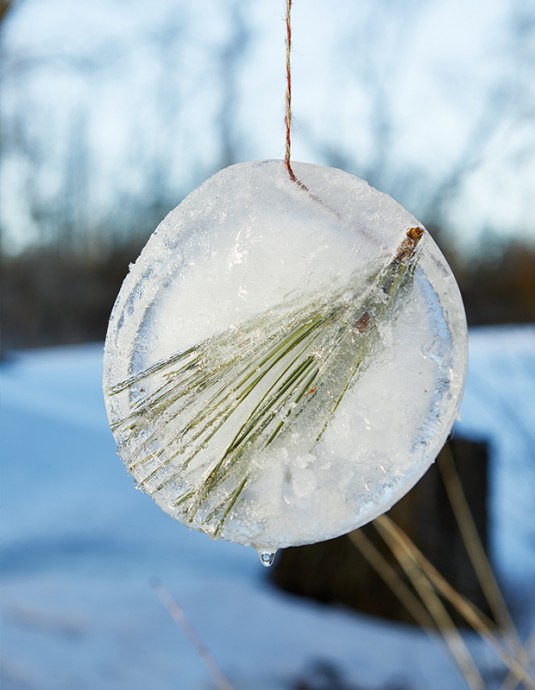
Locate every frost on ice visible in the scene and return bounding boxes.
[103,160,467,553]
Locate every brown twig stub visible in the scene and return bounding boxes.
[354,312,370,333]
[395,227,424,264]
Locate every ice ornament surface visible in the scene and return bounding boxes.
[103,160,467,552]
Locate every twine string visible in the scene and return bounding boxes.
[285,0,295,181]
[283,1,342,220]
[284,0,308,191]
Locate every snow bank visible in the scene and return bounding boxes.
[1,328,533,689]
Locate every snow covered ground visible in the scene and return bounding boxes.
[1,327,534,690]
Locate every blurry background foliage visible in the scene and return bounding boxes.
[0,0,534,351]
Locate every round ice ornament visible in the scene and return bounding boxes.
[103,160,467,553]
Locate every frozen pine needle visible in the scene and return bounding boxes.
[109,227,423,538]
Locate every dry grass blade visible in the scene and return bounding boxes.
[347,530,435,628]
[439,444,520,643]
[372,519,485,690]
[500,631,535,690]
[151,579,235,690]
[375,516,535,689]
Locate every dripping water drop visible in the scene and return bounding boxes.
[259,551,276,567]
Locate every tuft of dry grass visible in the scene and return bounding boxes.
[348,453,535,690]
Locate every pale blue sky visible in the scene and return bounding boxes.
[1,0,534,254]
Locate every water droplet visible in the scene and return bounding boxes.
[258,551,276,567]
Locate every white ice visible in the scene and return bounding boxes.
[103,160,467,551]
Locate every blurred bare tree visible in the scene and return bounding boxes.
[0,0,534,349]
[304,0,535,240]
[0,0,14,25]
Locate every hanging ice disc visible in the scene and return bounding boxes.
[103,160,467,552]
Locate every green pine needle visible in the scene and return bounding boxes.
[108,227,424,537]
